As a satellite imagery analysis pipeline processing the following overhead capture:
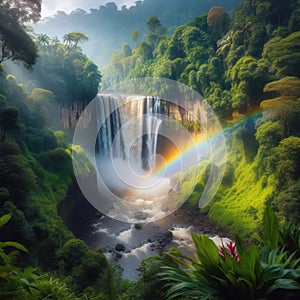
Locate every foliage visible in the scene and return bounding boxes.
[30,33,101,106]
[230,56,269,110]
[263,31,300,78]
[0,214,36,300]
[0,140,37,202]
[32,0,242,67]
[1,0,300,299]
[207,6,230,41]
[0,0,41,67]
[31,275,75,300]
[24,127,57,153]
[57,238,89,272]
[0,106,19,140]
[160,207,300,299]
[127,257,166,300]
[263,76,300,97]
[63,31,89,48]
[28,88,58,128]
[130,29,140,44]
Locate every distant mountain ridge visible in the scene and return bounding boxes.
[32,0,242,67]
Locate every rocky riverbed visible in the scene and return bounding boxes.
[76,202,233,280]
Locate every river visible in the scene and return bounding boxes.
[61,182,232,281]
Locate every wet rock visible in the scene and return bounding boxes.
[155,230,173,246]
[134,211,149,220]
[134,223,142,230]
[115,243,125,252]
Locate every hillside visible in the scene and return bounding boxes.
[32,0,242,66]
[1,0,300,299]
[104,0,300,236]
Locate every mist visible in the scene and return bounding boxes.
[32,0,242,67]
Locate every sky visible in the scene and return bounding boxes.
[41,0,137,18]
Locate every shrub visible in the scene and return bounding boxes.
[57,238,89,272]
[24,127,57,153]
[160,206,300,299]
[32,276,75,300]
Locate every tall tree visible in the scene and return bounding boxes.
[0,106,19,140]
[0,0,41,67]
[207,6,230,41]
[146,15,163,34]
[130,29,140,45]
[0,0,41,22]
[63,32,89,48]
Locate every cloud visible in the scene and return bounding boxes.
[41,0,136,18]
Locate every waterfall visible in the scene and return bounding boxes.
[141,96,162,170]
[96,95,125,159]
[95,95,162,171]
[72,89,209,223]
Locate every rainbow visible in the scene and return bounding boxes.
[154,110,263,177]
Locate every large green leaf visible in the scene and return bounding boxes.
[267,278,300,294]
[0,241,28,253]
[261,206,279,249]
[0,214,11,229]
[191,234,220,264]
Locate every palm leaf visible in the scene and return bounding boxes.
[0,214,11,229]
[0,241,28,253]
[267,278,300,294]
[191,234,220,264]
[260,206,279,249]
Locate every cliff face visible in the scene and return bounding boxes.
[59,97,204,130]
[60,101,86,129]
[58,180,99,236]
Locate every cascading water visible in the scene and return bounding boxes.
[76,91,203,223]
[96,95,125,159]
[141,96,162,170]
[96,95,162,171]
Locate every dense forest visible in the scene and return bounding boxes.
[1,0,300,299]
[32,0,242,66]
[104,0,300,234]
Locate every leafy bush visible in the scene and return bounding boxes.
[72,249,108,290]
[57,238,89,272]
[160,206,300,299]
[0,214,35,300]
[24,127,57,153]
[31,276,75,300]
[0,145,36,202]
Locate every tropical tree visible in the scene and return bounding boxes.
[0,106,19,140]
[0,214,35,299]
[263,31,300,78]
[146,15,163,34]
[63,32,89,48]
[0,0,41,67]
[0,0,41,22]
[130,29,140,45]
[207,6,230,41]
[146,15,166,50]
[36,33,50,52]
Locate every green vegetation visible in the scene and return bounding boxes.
[1,0,300,299]
[30,31,101,107]
[0,0,41,67]
[105,0,300,240]
[160,207,300,299]
[33,0,242,66]
[0,3,121,299]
